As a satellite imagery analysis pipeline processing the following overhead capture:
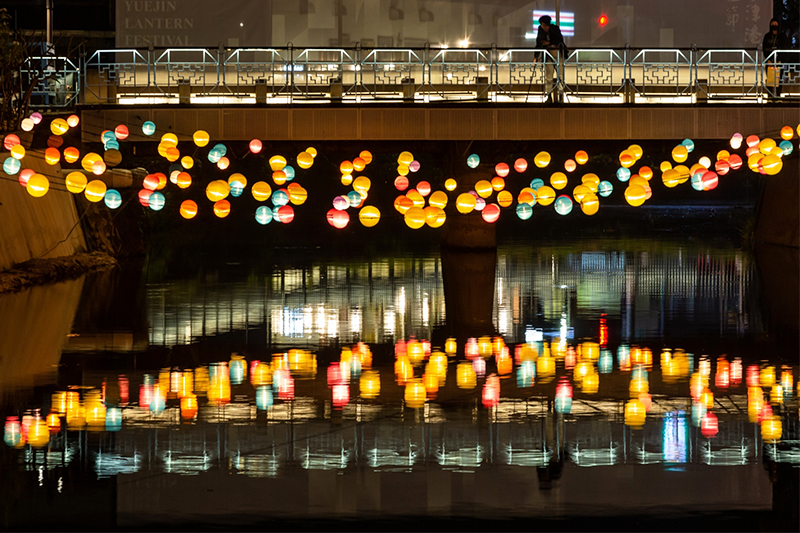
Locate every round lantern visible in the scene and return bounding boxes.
[564,159,577,172]
[514,158,528,173]
[340,160,354,174]
[26,174,50,197]
[3,157,21,175]
[353,176,371,194]
[456,193,477,213]
[18,168,33,187]
[481,203,500,223]
[275,205,295,224]
[467,153,480,168]
[536,185,555,206]
[554,195,573,215]
[398,151,414,165]
[474,180,492,198]
[252,181,272,201]
[206,180,230,202]
[104,189,122,209]
[138,189,152,206]
[495,162,509,177]
[580,193,599,215]
[114,124,129,140]
[180,200,198,219]
[575,150,589,164]
[327,208,350,229]
[404,207,426,229]
[550,171,567,190]
[671,145,689,163]
[353,157,367,171]
[761,154,783,175]
[50,118,69,135]
[359,206,381,227]
[516,203,533,220]
[297,151,314,169]
[444,178,457,191]
[534,151,550,168]
[176,172,192,189]
[729,133,743,149]
[598,180,613,197]
[84,179,107,202]
[359,150,373,164]
[518,190,535,205]
[255,205,273,225]
[681,138,694,152]
[625,185,647,206]
[213,199,231,218]
[67,114,80,127]
[780,126,793,141]
[10,145,25,160]
[409,160,421,173]
[271,189,289,207]
[3,134,20,150]
[428,190,448,208]
[65,171,87,193]
[289,186,308,205]
[497,190,513,207]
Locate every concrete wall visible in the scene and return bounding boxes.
[755,157,799,249]
[0,150,87,271]
[81,105,800,142]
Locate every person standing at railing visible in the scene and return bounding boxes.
[535,15,567,103]
[762,18,788,97]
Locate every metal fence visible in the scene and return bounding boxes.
[22,46,800,108]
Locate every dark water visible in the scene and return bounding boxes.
[1,236,798,531]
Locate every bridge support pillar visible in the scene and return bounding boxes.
[623,78,635,104]
[255,79,268,104]
[178,79,191,104]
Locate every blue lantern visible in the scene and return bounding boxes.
[255,206,273,225]
[104,189,122,209]
[554,195,573,215]
[142,121,156,136]
[149,191,165,211]
[3,157,21,175]
[616,167,631,182]
[467,154,480,168]
[529,178,544,191]
[598,180,613,197]
[681,138,695,153]
[256,386,274,410]
[516,203,533,220]
[271,189,289,207]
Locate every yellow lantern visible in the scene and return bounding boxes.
[165,147,180,162]
[497,190,513,207]
[550,171,568,190]
[252,181,272,201]
[761,154,783,175]
[758,138,777,155]
[10,144,25,160]
[575,150,589,164]
[353,176,371,194]
[475,180,493,198]
[580,193,599,215]
[780,126,793,140]
[269,155,287,171]
[457,362,477,389]
[180,156,194,169]
[406,189,425,208]
[534,151,551,168]
[572,184,591,203]
[84,179,107,202]
[160,132,178,147]
[425,206,446,228]
[660,160,672,172]
[404,380,426,408]
[444,178,457,191]
[26,174,49,197]
[405,207,426,229]
[761,416,782,442]
[428,190,448,208]
[288,186,308,205]
[397,164,410,176]
[536,185,556,206]
[624,184,647,206]
[297,151,314,169]
[359,206,381,227]
[360,371,381,398]
[192,130,210,147]
[671,145,689,163]
[624,399,646,427]
[228,173,248,188]
[456,192,477,213]
[398,151,414,165]
[206,180,230,202]
[65,171,87,193]
[628,144,643,159]
[50,118,69,135]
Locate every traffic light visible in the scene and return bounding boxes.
[598,14,608,26]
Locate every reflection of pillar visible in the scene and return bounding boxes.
[440,247,496,339]
[440,170,497,250]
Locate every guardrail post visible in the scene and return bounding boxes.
[288,43,294,103]
[217,43,225,95]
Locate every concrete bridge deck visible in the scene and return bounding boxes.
[80,104,800,143]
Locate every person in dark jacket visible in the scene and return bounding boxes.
[535,15,567,102]
[762,18,789,97]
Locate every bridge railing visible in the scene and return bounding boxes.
[25,46,800,108]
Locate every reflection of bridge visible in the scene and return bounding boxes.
[144,244,758,349]
[25,47,800,109]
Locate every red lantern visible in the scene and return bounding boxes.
[327,208,350,229]
[701,412,719,438]
[249,139,263,154]
[514,158,528,173]
[481,203,501,223]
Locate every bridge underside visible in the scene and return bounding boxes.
[79,105,799,143]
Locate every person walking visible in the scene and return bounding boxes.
[762,18,788,98]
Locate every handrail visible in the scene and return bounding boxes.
[20,47,799,108]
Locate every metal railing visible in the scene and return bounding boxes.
[22,46,800,108]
